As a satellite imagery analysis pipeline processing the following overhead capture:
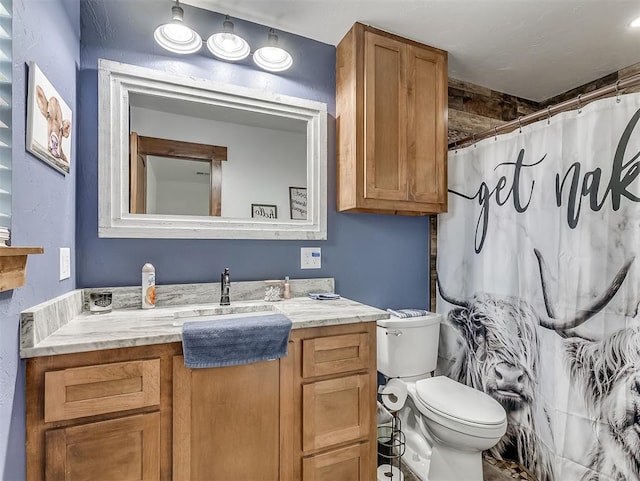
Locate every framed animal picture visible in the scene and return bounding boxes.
[26,62,73,175]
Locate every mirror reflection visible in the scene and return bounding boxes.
[129,93,307,220]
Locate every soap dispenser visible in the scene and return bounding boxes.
[142,263,156,309]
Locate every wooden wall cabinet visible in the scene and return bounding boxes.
[27,323,376,481]
[337,22,448,215]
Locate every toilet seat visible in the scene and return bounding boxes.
[412,376,506,437]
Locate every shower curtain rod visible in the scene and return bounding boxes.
[449,71,640,150]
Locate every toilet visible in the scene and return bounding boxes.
[377,313,507,481]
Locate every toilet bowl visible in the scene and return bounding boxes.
[406,376,506,480]
[377,313,507,481]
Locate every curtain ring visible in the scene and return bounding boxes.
[616,80,621,103]
[547,106,552,125]
[454,140,458,154]
[494,126,498,141]
[472,133,477,148]
[577,94,582,114]
[518,116,523,134]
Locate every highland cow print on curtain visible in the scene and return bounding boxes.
[437,93,640,481]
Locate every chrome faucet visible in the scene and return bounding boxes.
[220,267,230,305]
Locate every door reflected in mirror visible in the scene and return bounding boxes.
[129,133,226,216]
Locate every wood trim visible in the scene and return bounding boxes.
[136,135,227,162]
[172,356,191,481]
[280,342,295,481]
[355,21,447,55]
[210,160,222,216]
[0,247,43,292]
[0,247,44,256]
[130,131,140,213]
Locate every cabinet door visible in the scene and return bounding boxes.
[45,412,160,481]
[364,30,408,202]
[44,359,160,422]
[302,373,371,452]
[406,43,448,206]
[173,356,282,481]
[302,332,369,378]
[302,442,371,481]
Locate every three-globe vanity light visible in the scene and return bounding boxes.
[154,2,293,72]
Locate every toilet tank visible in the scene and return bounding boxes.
[377,313,442,378]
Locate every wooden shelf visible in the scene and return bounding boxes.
[0,247,44,256]
[0,246,44,292]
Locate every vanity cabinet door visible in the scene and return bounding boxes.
[302,373,371,452]
[173,355,293,481]
[302,332,370,378]
[44,359,160,422]
[45,413,160,481]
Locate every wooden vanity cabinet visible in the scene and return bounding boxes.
[290,322,376,481]
[172,322,376,481]
[337,22,448,215]
[26,322,377,481]
[26,343,179,481]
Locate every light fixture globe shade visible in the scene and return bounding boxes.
[207,32,250,61]
[154,4,202,55]
[253,45,293,72]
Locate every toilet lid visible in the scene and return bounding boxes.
[415,376,506,426]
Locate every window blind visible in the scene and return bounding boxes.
[0,0,11,246]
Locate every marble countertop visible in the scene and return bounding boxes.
[20,296,389,358]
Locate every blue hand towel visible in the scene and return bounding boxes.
[182,313,292,368]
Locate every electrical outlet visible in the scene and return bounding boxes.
[301,247,321,269]
[59,248,71,281]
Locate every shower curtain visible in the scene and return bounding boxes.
[437,93,640,481]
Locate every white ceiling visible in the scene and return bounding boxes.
[183,0,640,102]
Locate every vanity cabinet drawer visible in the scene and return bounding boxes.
[302,333,370,378]
[302,442,371,481]
[302,373,371,452]
[45,412,160,481]
[44,359,160,422]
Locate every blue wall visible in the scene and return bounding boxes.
[77,1,431,310]
[0,1,429,477]
[0,0,79,479]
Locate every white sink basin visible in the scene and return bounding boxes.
[172,302,276,322]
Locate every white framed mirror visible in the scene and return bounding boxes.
[98,59,327,239]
